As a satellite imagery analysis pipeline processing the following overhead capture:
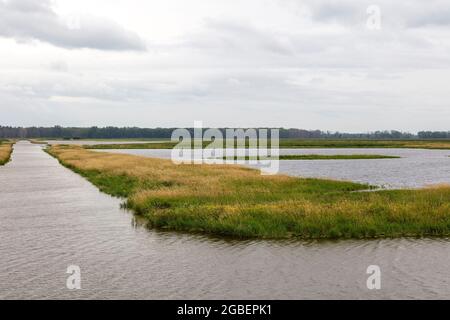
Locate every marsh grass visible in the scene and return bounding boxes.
[48,145,450,239]
[277,139,450,149]
[221,154,401,160]
[0,141,13,165]
[29,140,49,145]
[85,141,180,149]
[84,139,450,150]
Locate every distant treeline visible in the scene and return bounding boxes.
[417,131,450,139]
[0,126,449,139]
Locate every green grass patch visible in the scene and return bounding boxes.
[221,154,400,160]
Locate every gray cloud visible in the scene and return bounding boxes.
[309,1,363,24]
[407,6,450,27]
[304,0,450,28]
[0,0,449,131]
[178,19,295,56]
[172,17,444,73]
[0,0,146,51]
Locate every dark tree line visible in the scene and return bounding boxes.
[0,126,176,139]
[0,126,448,139]
[417,131,450,139]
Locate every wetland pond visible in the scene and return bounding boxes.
[97,147,450,189]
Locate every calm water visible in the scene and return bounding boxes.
[1,142,450,299]
[98,148,450,189]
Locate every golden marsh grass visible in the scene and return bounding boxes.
[0,142,13,165]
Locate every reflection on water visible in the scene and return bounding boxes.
[97,148,450,189]
[1,142,450,299]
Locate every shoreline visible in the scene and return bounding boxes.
[46,145,450,240]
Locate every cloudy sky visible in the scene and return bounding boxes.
[1,0,449,132]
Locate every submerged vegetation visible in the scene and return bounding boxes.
[47,145,450,239]
[84,139,450,150]
[222,155,401,160]
[0,141,13,165]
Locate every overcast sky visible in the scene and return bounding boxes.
[1,0,449,132]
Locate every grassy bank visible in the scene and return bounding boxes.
[0,141,13,165]
[29,139,49,145]
[278,139,450,149]
[47,145,450,239]
[84,139,450,150]
[85,142,178,149]
[223,154,400,160]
